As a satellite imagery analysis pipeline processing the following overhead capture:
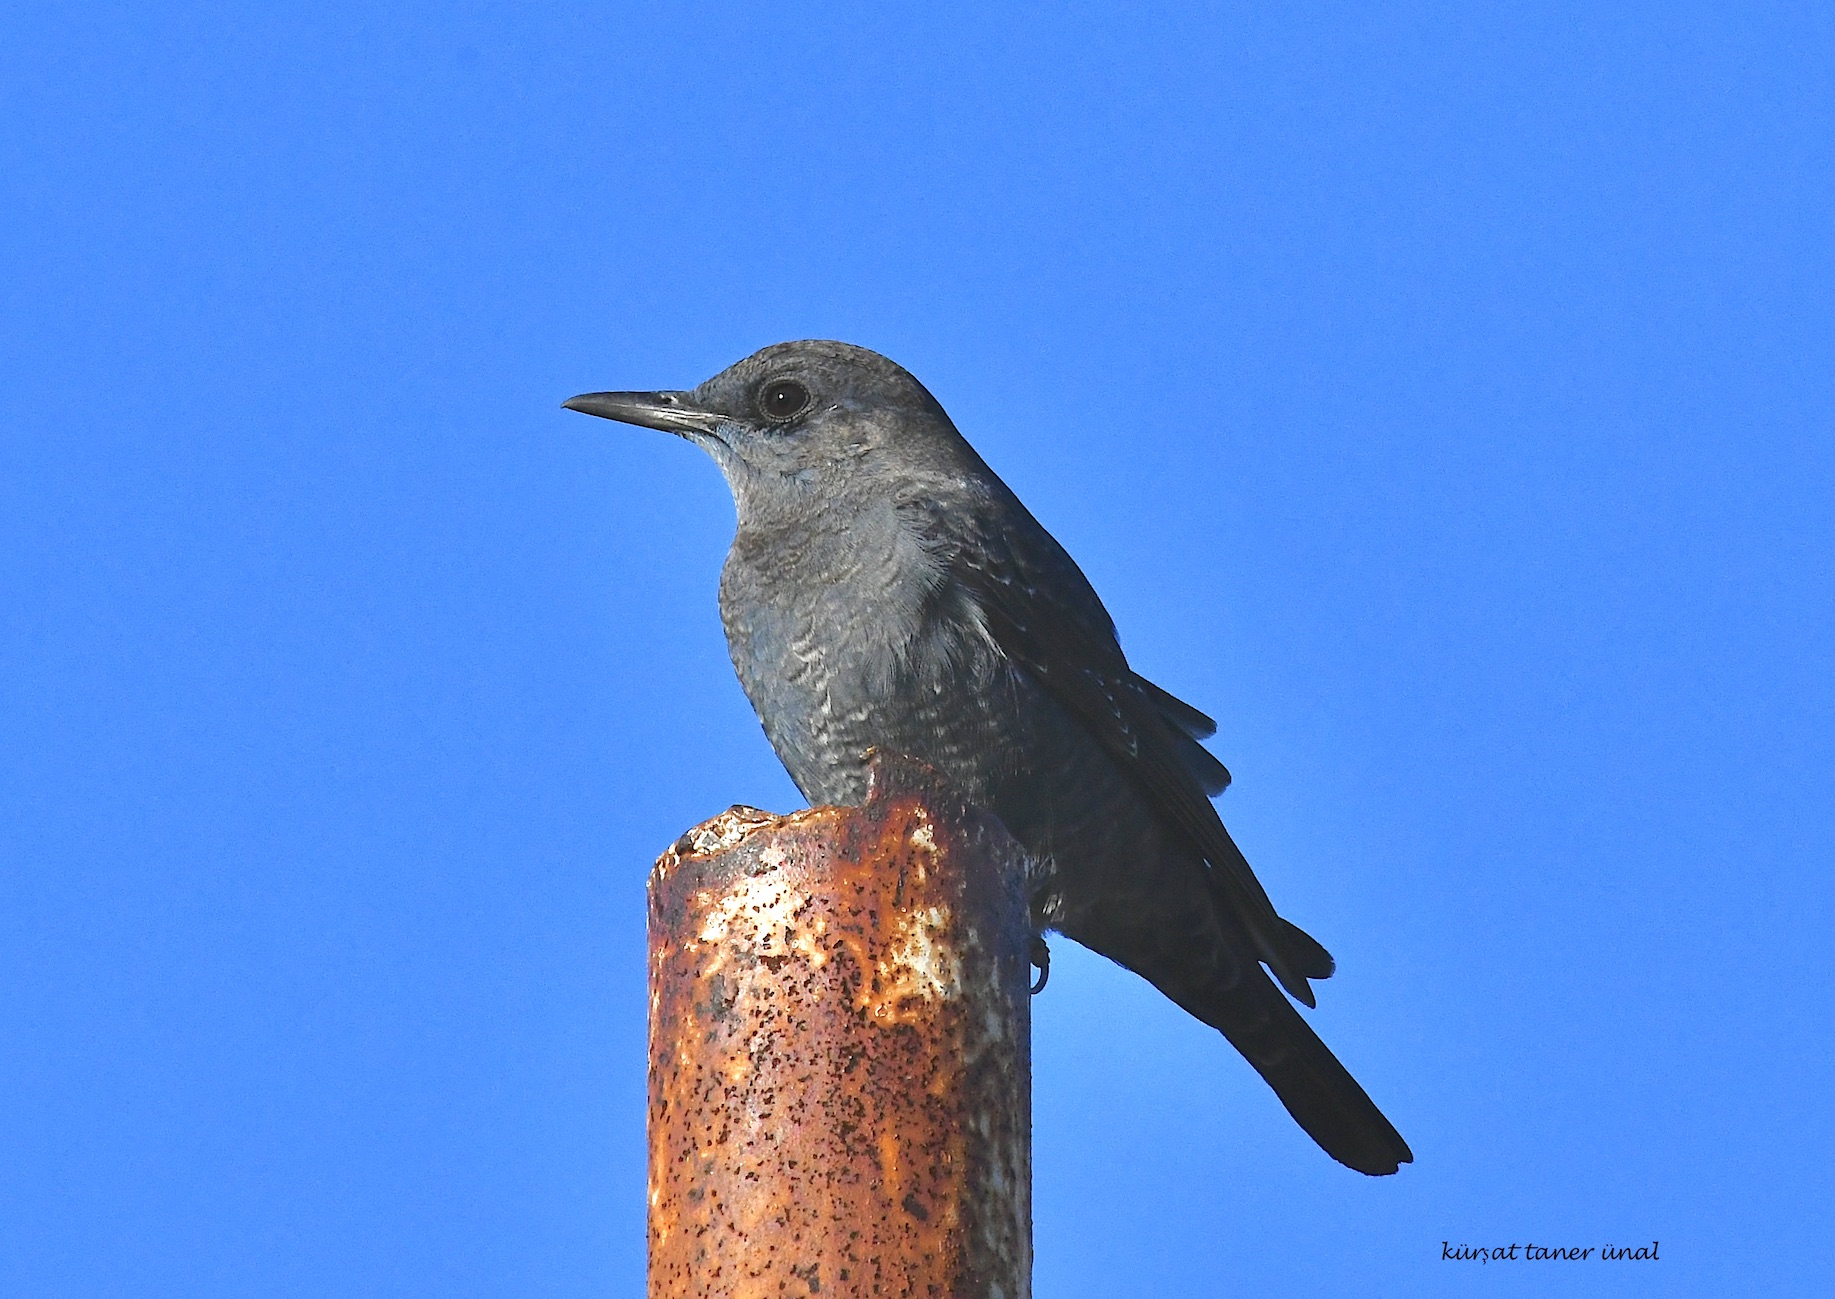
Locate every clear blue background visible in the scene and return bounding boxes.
[3,3,1829,1295]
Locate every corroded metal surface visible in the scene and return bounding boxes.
[647,752,1032,1299]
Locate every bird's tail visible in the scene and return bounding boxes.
[1054,847,1409,1174]
[1182,968,1413,1176]
[1069,894,1412,1175]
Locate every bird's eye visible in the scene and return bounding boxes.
[758,379,811,422]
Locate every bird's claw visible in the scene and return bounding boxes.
[1029,934,1051,995]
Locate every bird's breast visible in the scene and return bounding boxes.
[717,516,1021,809]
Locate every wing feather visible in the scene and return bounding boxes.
[913,488,1332,1002]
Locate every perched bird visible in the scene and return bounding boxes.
[565,341,1411,1175]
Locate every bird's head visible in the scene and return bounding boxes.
[564,340,975,517]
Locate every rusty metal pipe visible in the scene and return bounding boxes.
[646,752,1033,1298]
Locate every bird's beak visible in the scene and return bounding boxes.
[561,390,728,437]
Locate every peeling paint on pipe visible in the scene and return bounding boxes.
[646,751,1032,1298]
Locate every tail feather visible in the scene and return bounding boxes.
[1050,837,1408,1174]
[1073,907,1411,1175]
[1214,977,1412,1175]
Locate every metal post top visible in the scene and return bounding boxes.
[644,748,1034,1299]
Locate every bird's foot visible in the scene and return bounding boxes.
[1029,934,1051,995]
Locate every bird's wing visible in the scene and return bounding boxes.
[916,486,1333,1003]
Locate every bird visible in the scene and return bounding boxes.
[564,340,1411,1176]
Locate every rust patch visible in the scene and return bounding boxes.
[646,752,1032,1298]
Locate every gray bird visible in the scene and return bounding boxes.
[565,340,1411,1176]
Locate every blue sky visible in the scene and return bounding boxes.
[3,3,1829,1295]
